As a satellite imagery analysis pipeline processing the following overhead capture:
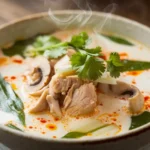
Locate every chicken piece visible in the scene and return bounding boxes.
[29,89,48,113]
[46,95,62,118]
[49,75,83,96]
[64,83,97,116]
[47,75,84,117]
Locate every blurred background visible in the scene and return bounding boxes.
[0,0,150,26]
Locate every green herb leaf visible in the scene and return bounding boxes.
[44,46,67,59]
[102,34,134,46]
[70,52,87,68]
[33,35,61,48]
[2,39,34,57]
[62,132,85,138]
[62,125,109,139]
[69,32,89,49]
[80,46,102,56]
[6,123,23,132]
[120,60,150,72]
[71,53,105,80]
[0,74,25,126]
[130,111,150,130]
[107,52,123,78]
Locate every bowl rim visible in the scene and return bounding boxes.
[1,10,150,144]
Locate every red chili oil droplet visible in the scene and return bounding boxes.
[126,71,143,76]
[13,59,23,64]
[46,124,57,131]
[11,76,16,80]
[42,132,45,134]
[29,126,33,129]
[53,136,57,139]
[40,118,47,123]
[144,96,149,101]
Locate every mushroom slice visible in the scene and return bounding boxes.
[98,81,144,114]
[29,89,48,113]
[25,56,51,93]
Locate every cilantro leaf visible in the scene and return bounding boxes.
[71,53,105,80]
[85,46,102,56]
[44,46,67,59]
[33,35,61,48]
[69,32,89,49]
[70,52,87,68]
[107,52,123,78]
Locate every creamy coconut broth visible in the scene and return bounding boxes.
[1,29,150,139]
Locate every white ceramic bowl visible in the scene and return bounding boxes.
[0,10,150,150]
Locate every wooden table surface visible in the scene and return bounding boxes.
[0,0,150,149]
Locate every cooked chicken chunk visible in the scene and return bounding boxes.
[49,75,83,96]
[47,75,84,117]
[64,83,97,116]
[46,95,62,118]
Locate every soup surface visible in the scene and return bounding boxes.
[0,29,150,139]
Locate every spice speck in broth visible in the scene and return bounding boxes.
[0,57,8,66]
[12,59,23,64]
[46,124,57,131]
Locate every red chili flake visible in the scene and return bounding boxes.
[42,132,45,134]
[40,118,47,123]
[11,76,16,80]
[53,136,57,139]
[13,59,23,64]
[29,126,33,129]
[37,118,40,120]
[144,96,149,101]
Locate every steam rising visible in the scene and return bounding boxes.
[47,0,117,31]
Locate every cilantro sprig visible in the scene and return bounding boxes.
[107,52,123,78]
[71,52,105,80]
[4,32,150,81]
